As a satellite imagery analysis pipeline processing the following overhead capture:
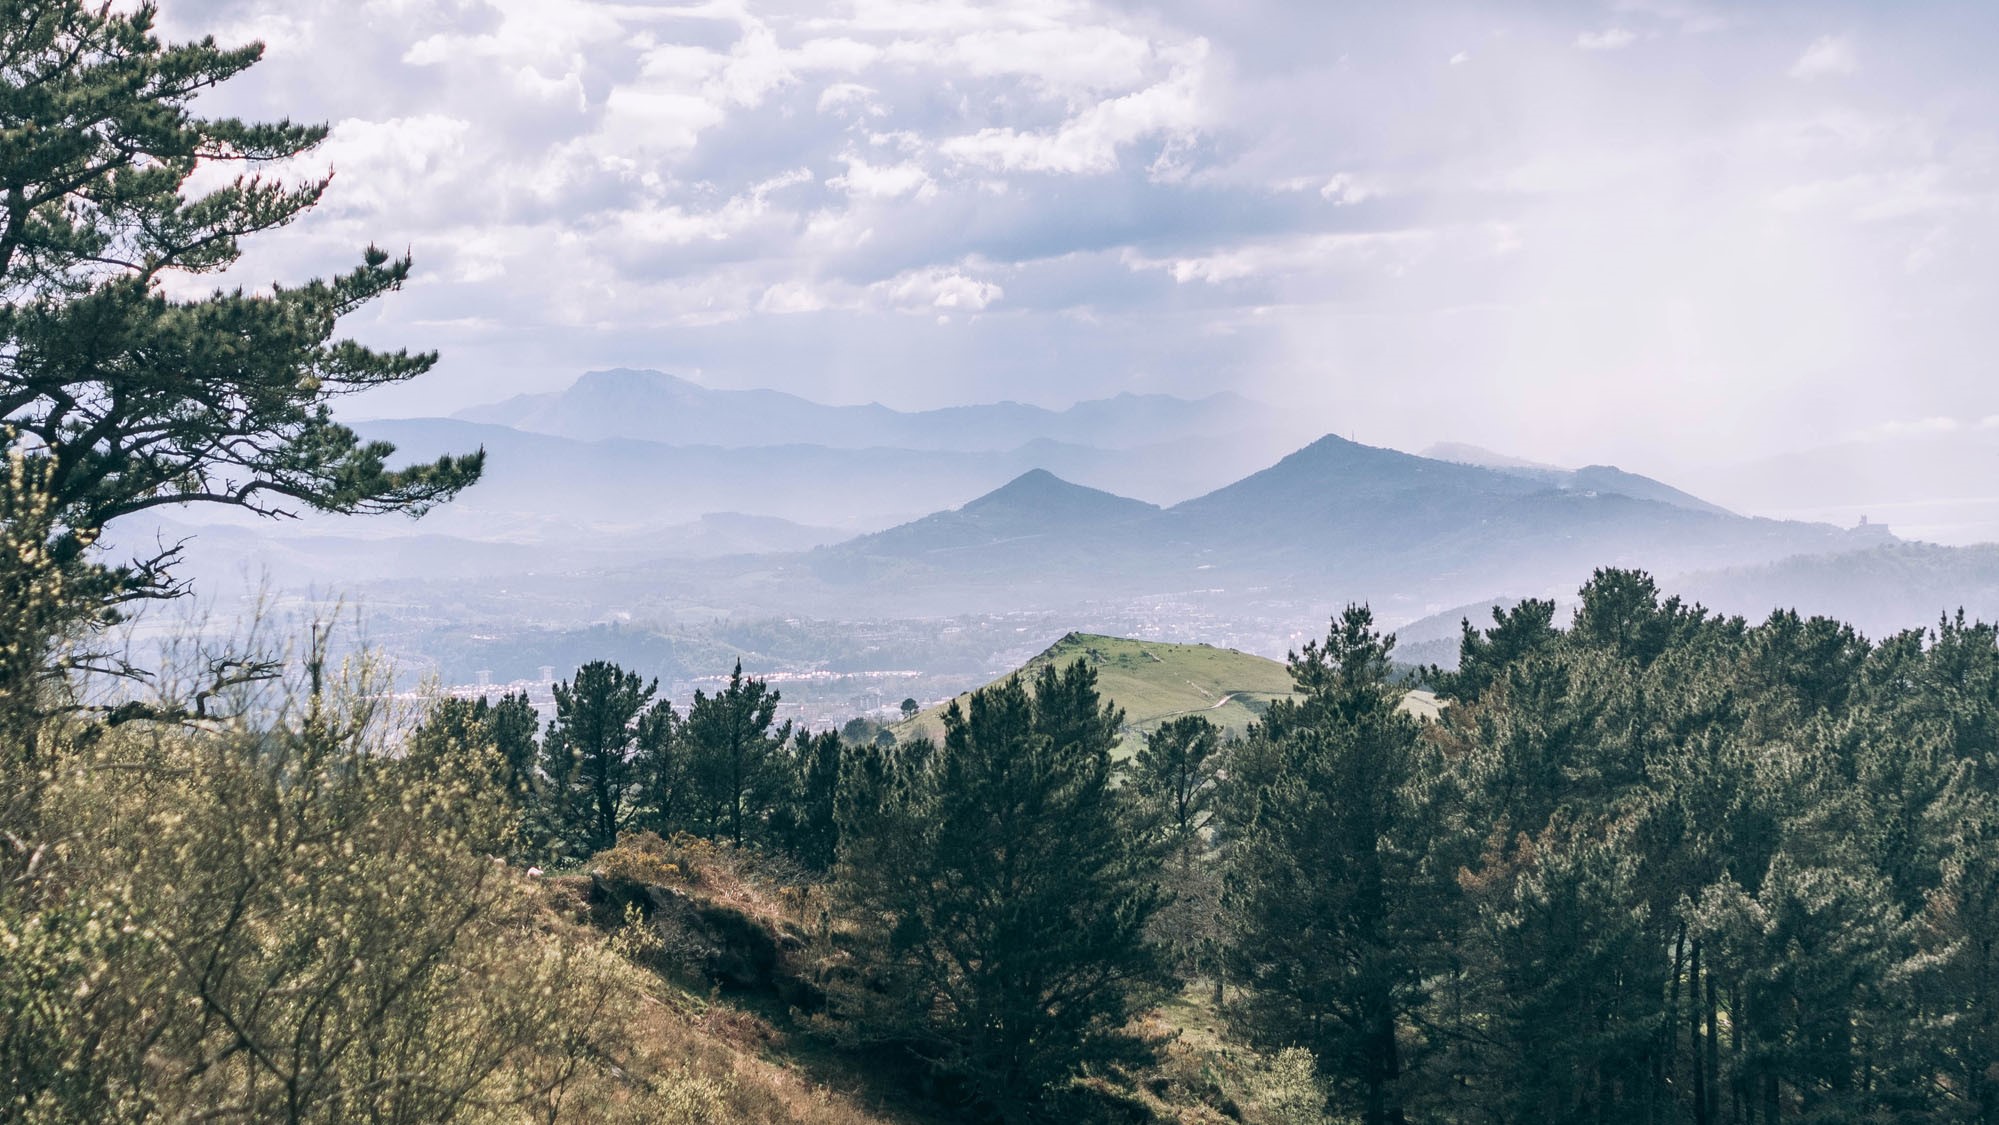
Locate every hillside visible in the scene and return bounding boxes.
[893,632,1439,744]
[895,633,1296,744]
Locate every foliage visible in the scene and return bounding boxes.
[835,659,1171,1121]
[0,637,609,1122]
[1221,605,1443,1125]
[540,661,667,860]
[679,660,792,847]
[0,0,481,651]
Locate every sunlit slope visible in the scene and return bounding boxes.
[895,632,1440,745]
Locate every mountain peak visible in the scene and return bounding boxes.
[571,367,699,393]
[963,469,1155,519]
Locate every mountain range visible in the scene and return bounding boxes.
[130,370,1999,670]
[454,368,1295,452]
[799,434,1890,619]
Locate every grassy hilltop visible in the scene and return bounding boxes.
[895,632,1439,746]
[896,633,1294,745]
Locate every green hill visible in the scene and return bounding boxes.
[895,631,1439,746]
[896,633,1290,745]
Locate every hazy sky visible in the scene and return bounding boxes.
[159,0,1999,476]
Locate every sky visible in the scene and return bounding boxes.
[156,0,1999,480]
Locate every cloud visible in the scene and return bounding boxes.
[1319,173,1376,205]
[937,40,1212,175]
[1576,29,1638,51]
[828,153,937,200]
[1790,35,1858,80]
[1122,230,1433,285]
[143,0,1999,478]
[869,265,1005,311]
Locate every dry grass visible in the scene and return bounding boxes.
[518,865,912,1125]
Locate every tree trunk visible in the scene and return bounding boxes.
[1692,941,1709,1125]
[1705,967,1721,1125]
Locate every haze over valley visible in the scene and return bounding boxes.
[124,367,1999,730]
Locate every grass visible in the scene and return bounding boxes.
[894,632,1296,747]
[896,631,1441,751]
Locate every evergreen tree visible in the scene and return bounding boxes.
[1431,597,1559,704]
[0,0,481,639]
[781,727,844,872]
[1130,714,1225,982]
[540,662,656,859]
[836,660,1168,1120]
[1223,606,1440,1125]
[680,660,791,846]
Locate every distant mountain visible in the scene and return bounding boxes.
[848,470,1157,554]
[809,435,1889,616]
[350,418,1283,534]
[1424,442,1733,516]
[454,368,1295,452]
[809,470,1160,588]
[1673,542,1999,638]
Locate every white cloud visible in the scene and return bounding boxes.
[312,114,473,217]
[1789,35,1858,80]
[816,82,883,116]
[1319,173,1376,205]
[938,40,1212,174]
[1449,51,1471,65]
[1123,230,1433,285]
[757,280,831,313]
[870,265,1004,311]
[144,0,1999,477]
[828,153,938,200]
[1576,29,1638,51]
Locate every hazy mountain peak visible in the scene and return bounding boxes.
[452,369,1298,454]
[963,469,1157,518]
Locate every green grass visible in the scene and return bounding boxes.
[896,633,1292,747]
[895,632,1440,752]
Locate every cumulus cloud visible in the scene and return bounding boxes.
[142,0,1999,477]
[828,153,937,200]
[870,266,1005,312]
[1790,35,1858,79]
[937,40,1212,175]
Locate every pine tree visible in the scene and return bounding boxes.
[680,660,791,846]
[1129,714,1224,982]
[540,662,657,859]
[836,660,1168,1120]
[1223,606,1439,1125]
[780,727,844,872]
[0,1,481,638]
